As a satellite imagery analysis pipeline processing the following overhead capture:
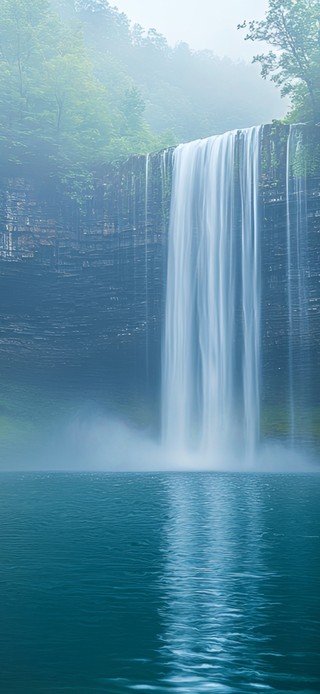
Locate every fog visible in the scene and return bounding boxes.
[113,0,269,60]
[5,409,318,475]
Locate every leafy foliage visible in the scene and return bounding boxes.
[0,0,163,181]
[238,0,320,123]
[0,0,108,174]
[0,0,286,186]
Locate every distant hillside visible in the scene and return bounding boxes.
[0,0,285,189]
[55,0,285,142]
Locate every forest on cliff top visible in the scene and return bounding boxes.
[0,0,319,184]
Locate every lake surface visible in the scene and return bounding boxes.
[0,472,319,693]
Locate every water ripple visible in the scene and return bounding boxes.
[0,472,319,693]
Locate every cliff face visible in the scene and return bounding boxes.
[0,125,320,445]
[0,152,173,428]
[260,126,320,441]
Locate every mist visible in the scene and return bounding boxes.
[2,406,317,475]
[113,0,269,60]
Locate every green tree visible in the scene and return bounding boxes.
[70,0,283,142]
[238,0,320,123]
[0,0,287,184]
[0,0,115,176]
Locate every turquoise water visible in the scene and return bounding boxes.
[0,472,319,693]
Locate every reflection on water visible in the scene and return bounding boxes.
[160,476,266,692]
[0,473,319,693]
[159,474,320,692]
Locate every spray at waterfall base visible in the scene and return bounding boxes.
[162,125,319,460]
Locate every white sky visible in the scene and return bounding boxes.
[112,0,268,60]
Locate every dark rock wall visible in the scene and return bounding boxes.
[0,152,172,423]
[260,125,320,441]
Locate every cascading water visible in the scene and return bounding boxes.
[162,126,262,462]
[145,154,150,390]
[239,128,261,459]
[286,125,310,446]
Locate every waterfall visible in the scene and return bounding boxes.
[286,127,295,445]
[240,128,261,460]
[162,126,262,462]
[145,154,150,390]
[286,125,310,446]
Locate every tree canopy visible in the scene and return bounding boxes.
[0,0,163,180]
[238,0,320,123]
[0,0,286,185]
[72,0,284,142]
